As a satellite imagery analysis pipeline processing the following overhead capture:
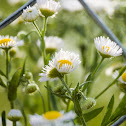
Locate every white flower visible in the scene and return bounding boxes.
[39,60,59,82]
[59,0,83,12]
[8,109,22,121]
[0,35,24,49]
[37,36,64,53]
[39,49,81,82]
[29,111,76,126]
[37,0,61,17]
[94,36,122,58]
[22,6,39,22]
[53,49,81,74]
[113,71,126,84]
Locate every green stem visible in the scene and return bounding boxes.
[38,90,46,113]
[33,22,41,36]
[13,121,16,126]
[91,57,104,79]
[59,76,71,95]
[46,81,51,111]
[5,49,9,86]
[80,115,86,126]
[66,100,70,112]
[95,66,126,99]
[10,101,14,109]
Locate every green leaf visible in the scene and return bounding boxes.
[84,107,104,122]
[19,58,26,85]
[0,70,7,78]
[0,77,6,88]
[109,94,126,124]
[101,95,114,126]
[8,68,22,101]
[2,111,6,126]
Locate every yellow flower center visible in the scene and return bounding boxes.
[122,72,126,82]
[103,46,110,52]
[43,111,63,120]
[58,60,72,69]
[0,38,14,45]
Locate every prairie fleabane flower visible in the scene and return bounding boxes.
[94,36,122,58]
[37,36,64,53]
[39,49,81,82]
[39,60,60,82]
[53,49,81,74]
[8,109,22,121]
[37,0,61,18]
[29,111,76,126]
[22,6,39,22]
[0,35,23,49]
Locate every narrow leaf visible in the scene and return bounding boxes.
[84,107,104,122]
[101,95,114,126]
[0,70,7,78]
[109,94,126,124]
[0,77,6,88]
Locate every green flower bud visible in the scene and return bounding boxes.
[17,31,27,40]
[8,109,22,121]
[25,83,39,95]
[80,98,96,110]
[9,48,17,57]
[23,72,33,80]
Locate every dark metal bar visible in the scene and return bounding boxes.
[111,115,126,126]
[78,0,126,58]
[0,0,36,30]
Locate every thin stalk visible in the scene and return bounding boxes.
[91,57,104,79]
[80,115,86,126]
[13,121,16,126]
[5,49,9,86]
[66,100,70,112]
[59,76,71,95]
[95,66,126,99]
[46,81,51,111]
[33,21,41,36]
[10,101,14,109]
[38,90,46,113]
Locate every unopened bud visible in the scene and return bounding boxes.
[8,109,22,121]
[80,98,96,110]
[17,31,27,40]
[23,72,33,80]
[25,83,39,95]
[9,48,17,57]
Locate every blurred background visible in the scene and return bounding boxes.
[0,0,126,125]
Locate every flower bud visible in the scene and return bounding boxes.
[17,31,27,40]
[8,109,22,121]
[9,48,17,57]
[23,72,33,80]
[80,98,96,110]
[25,83,39,95]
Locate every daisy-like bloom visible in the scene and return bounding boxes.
[53,49,81,74]
[37,0,61,18]
[8,109,22,121]
[59,0,83,12]
[0,35,24,49]
[94,36,123,58]
[39,60,60,82]
[22,6,39,22]
[37,36,64,53]
[39,49,81,82]
[29,111,76,126]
